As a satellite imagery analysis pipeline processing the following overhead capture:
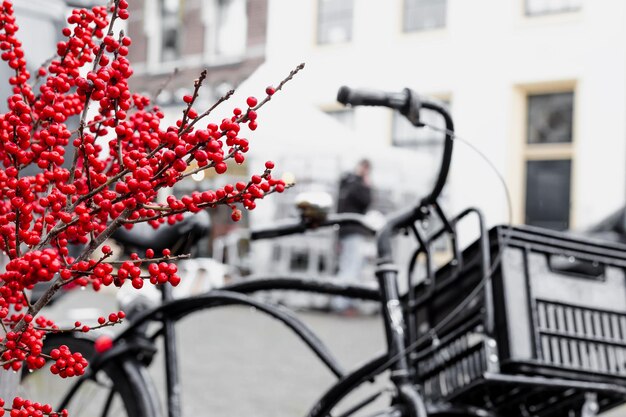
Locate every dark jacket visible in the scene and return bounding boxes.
[337,173,372,237]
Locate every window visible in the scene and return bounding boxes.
[527,93,574,144]
[525,0,581,16]
[523,90,574,230]
[160,0,181,62]
[203,0,247,60]
[143,0,182,67]
[391,100,450,149]
[404,0,446,32]
[525,160,571,230]
[317,0,353,45]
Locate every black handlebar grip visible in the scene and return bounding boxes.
[337,86,408,111]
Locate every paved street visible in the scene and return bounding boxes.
[41,288,389,416]
[37,287,626,417]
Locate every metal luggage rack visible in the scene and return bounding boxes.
[404,205,626,416]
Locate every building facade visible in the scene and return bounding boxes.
[247,0,626,235]
[126,0,267,100]
[124,0,269,251]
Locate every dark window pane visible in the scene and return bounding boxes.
[161,0,181,61]
[317,0,353,44]
[527,92,574,144]
[526,0,581,16]
[525,159,571,230]
[404,0,446,32]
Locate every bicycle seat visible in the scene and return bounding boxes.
[112,210,211,255]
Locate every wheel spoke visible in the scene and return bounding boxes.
[100,387,116,417]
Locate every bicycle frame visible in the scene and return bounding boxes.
[78,278,434,417]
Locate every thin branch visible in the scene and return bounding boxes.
[123,184,292,224]
[252,63,305,112]
[33,320,121,334]
[103,253,190,265]
[22,290,32,310]
[178,89,235,137]
[178,69,208,135]
[152,67,179,100]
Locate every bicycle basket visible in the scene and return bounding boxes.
[411,225,626,417]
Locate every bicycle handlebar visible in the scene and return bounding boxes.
[337,86,410,111]
[337,86,454,209]
[337,87,455,263]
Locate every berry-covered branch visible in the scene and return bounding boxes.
[0,0,300,414]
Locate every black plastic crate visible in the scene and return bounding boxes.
[411,225,626,415]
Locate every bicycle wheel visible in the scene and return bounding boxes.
[20,334,160,417]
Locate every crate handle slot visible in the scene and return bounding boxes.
[547,254,605,280]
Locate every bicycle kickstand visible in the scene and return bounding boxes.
[581,393,599,417]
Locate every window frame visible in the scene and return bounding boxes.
[202,0,249,65]
[518,83,577,230]
[143,0,190,74]
[315,0,354,46]
[402,0,448,33]
[159,0,183,63]
[524,0,582,17]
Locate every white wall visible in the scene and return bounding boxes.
[257,0,626,232]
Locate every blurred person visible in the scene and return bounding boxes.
[332,159,372,315]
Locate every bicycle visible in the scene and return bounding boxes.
[19,86,626,417]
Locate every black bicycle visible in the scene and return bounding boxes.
[19,87,626,417]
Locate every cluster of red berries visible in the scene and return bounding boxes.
[0,0,297,412]
[1,397,68,417]
[110,249,181,289]
[49,345,88,378]
[147,261,180,287]
[0,327,45,371]
[3,249,62,287]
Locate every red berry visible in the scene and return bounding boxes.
[246,96,258,107]
[94,336,114,353]
[215,162,228,174]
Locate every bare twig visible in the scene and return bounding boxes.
[103,253,190,265]
[153,67,179,100]
[178,69,208,135]
[178,89,235,137]
[33,319,121,334]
